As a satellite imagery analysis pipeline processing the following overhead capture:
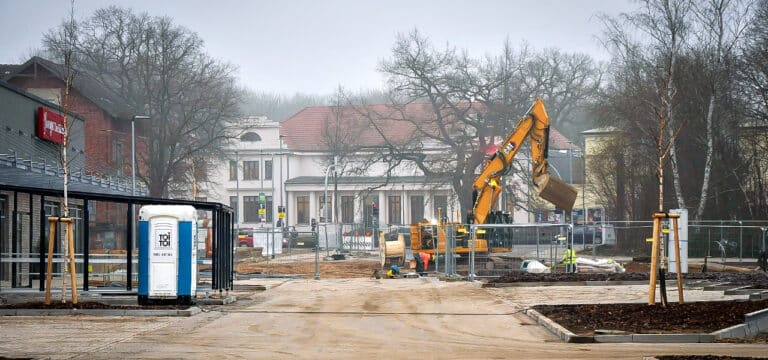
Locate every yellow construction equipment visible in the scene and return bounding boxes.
[410,98,577,256]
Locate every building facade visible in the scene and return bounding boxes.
[205,103,585,233]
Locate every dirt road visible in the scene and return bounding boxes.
[0,278,766,359]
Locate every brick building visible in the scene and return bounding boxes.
[2,56,146,179]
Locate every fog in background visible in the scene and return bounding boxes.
[0,0,633,95]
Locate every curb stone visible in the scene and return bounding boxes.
[525,307,767,343]
[0,306,201,317]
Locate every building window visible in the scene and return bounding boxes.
[388,196,401,225]
[244,196,259,223]
[113,140,124,176]
[433,195,448,220]
[243,161,259,180]
[296,196,309,224]
[229,161,237,181]
[341,196,354,223]
[265,160,273,180]
[240,132,261,142]
[230,196,238,223]
[410,195,424,223]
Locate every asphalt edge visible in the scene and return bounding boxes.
[0,306,202,317]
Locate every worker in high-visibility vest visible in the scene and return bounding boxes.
[386,264,400,278]
[561,244,577,273]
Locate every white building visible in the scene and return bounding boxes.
[205,104,581,232]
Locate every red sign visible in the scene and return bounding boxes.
[37,107,66,144]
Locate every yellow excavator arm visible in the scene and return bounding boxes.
[470,98,577,225]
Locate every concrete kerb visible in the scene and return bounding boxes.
[0,306,202,317]
[483,279,698,288]
[525,306,768,343]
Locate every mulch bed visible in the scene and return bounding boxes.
[534,299,768,335]
[0,301,189,310]
[487,271,768,286]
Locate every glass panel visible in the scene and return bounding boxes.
[341,196,354,223]
[410,195,424,224]
[296,196,309,224]
[388,196,401,225]
[244,196,259,223]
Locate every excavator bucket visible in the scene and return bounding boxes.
[536,174,577,211]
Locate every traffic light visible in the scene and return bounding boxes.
[372,202,379,216]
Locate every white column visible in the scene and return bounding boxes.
[378,190,386,225]
[309,191,317,224]
[401,186,408,225]
[287,191,295,226]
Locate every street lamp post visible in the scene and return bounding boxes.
[131,115,150,196]
[279,135,285,227]
[323,157,337,256]
[235,150,240,234]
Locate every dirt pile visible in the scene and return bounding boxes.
[534,299,768,335]
[236,259,380,278]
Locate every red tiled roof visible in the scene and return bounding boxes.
[280,103,577,152]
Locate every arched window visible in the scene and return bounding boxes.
[240,132,262,142]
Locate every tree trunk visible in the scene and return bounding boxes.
[668,131,686,210]
[695,95,716,219]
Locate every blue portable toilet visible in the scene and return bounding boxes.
[138,205,198,305]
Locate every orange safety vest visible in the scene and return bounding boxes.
[419,252,431,271]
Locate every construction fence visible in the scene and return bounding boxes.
[425,220,768,280]
[235,223,382,278]
[235,220,768,280]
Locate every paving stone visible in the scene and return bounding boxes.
[631,334,701,343]
[594,334,633,343]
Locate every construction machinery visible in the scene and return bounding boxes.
[409,98,578,256]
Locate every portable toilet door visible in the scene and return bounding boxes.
[138,205,198,305]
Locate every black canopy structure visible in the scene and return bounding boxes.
[0,158,234,293]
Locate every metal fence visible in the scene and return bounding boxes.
[581,220,768,262]
[237,222,383,279]
[235,227,318,278]
[429,220,768,280]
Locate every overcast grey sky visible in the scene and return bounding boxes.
[0,0,634,95]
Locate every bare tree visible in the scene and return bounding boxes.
[44,6,242,197]
[735,0,768,218]
[600,0,692,213]
[353,30,599,220]
[690,0,753,219]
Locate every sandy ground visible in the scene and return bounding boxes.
[1,278,767,359]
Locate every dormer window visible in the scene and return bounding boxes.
[240,132,262,142]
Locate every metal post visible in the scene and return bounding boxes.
[211,209,218,289]
[323,161,336,257]
[12,192,17,288]
[279,135,284,217]
[536,226,540,260]
[235,150,240,235]
[38,196,45,292]
[314,245,320,280]
[739,221,743,263]
[469,225,476,281]
[83,199,89,291]
[568,141,574,225]
[126,202,133,291]
[28,193,32,288]
[131,118,136,197]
